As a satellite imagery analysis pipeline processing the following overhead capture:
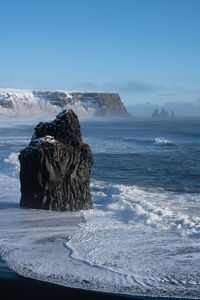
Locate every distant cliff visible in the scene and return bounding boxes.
[0,88,130,118]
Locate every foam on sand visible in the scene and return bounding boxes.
[0,178,200,298]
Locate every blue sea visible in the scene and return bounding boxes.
[0,116,200,298]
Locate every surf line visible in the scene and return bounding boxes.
[63,241,144,287]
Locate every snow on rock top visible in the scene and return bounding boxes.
[31,136,56,147]
[0,88,130,118]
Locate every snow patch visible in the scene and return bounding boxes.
[32,135,56,146]
[0,88,101,118]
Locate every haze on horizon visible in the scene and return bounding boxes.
[0,0,200,116]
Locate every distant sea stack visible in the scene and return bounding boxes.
[0,88,131,118]
[152,108,175,119]
[19,109,93,211]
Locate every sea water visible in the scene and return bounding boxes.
[0,117,200,298]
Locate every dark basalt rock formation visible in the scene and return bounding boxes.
[19,109,93,211]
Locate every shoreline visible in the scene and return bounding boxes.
[0,256,137,300]
[0,256,198,300]
[0,209,137,300]
[0,209,199,300]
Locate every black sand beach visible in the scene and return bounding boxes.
[0,257,198,300]
[0,256,135,300]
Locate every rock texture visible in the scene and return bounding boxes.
[68,92,131,118]
[19,109,93,211]
[0,88,131,118]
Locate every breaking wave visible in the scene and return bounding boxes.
[4,152,20,171]
[65,180,200,293]
[154,137,174,145]
[121,137,174,147]
[90,181,200,237]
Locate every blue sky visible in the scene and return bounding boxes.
[0,0,200,106]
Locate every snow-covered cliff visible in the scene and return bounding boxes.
[0,88,130,118]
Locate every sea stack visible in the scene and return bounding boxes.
[19,109,93,211]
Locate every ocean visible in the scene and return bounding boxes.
[0,116,200,298]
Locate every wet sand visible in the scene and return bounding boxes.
[0,209,198,300]
[0,256,136,300]
[0,210,133,299]
[0,256,197,300]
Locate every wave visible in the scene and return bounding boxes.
[122,137,151,144]
[0,175,200,297]
[89,180,200,237]
[65,180,200,295]
[154,137,174,145]
[121,137,175,147]
[4,152,20,171]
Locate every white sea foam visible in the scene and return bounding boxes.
[154,137,173,145]
[96,183,200,237]
[4,152,20,171]
[64,180,200,296]
[0,174,200,297]
[0,117,200,298]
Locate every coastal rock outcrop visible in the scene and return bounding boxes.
[19,109,93,211]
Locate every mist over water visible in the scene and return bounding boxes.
[0,117,200,298]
